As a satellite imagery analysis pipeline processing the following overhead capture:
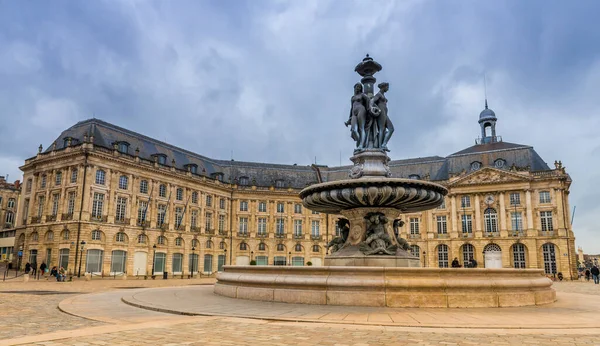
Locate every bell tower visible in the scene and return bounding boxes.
[478,99,498,144]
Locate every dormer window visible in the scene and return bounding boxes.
[211,172,224,182]
[63,137,73,148]
[118,142,130,154]
[239,176,249,186]
[185,164,198,174]
[153,154,167,165]
[408,174,420,180]
[470,161,481,171]
[275,180,285,188]
[494,159,505,169]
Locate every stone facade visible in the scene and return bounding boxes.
[12,117,577,279]
[0,176,20,262]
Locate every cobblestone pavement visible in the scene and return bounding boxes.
[1,280,600,346]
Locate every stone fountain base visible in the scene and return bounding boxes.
[324,252,420,267]
[214,266,555,308]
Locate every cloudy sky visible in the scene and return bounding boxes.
[1,0,599,252]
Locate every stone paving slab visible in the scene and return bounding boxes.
[120,285,600,330]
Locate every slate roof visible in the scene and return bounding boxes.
[44,119,553,187]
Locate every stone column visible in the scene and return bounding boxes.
[499,192,506,231]
[525,190,534,231]
[554,188,565,235]
[474,195,482,232]
[450,195,458,233]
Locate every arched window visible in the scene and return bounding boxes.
[409,245,420,258]
[462,244,474,267]
[159,184,167,198]
[46,231,54,241]
[175,237,183,247]
[95,170,105,185]
[277,244,285,252]
[312,245,320,253]
[32,232,39,242]
[219,241,226,249]
[91,230,102,241]
[176,188,183,201]
[139,180,149,194]
[542,243,557,274]
[256,243,266,251]
[157,236,166,245]
[294,244,302,252]
[512,243,526,268]
[115,232,127,243]
[61,229,70,240]
[239,242,247,250]
[119,175,128,190]
[137,234,147,244]
[437,244,449,268]
[206,240,213,249]
[191,239,199,248]
[239,177,249,186]
[484,208,498,233]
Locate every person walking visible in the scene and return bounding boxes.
[25,262,31,274]
[585,269,591,281]
[591,266,600,284]
[40,262,47,277]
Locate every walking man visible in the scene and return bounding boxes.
[591,265,600,284]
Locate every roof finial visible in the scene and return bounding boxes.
[484,73,488,109]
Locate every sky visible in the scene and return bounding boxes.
[1,0,599,252]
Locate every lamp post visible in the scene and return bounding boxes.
[77,241,85,278]
[224,249,227,266]
[423,251,427,267]
[250,251,254,261]
[151,244,156,279]
[288,251,291,266]
[191,246,195,278]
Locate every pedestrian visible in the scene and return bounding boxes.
[31,262,37,277]
[451,257,461,268]
[50,266,58,278]
[58,267,66,282]
[25,262,31,274]
[585,269,591,281]
[591,266,600,284]
[469,257,478,268]
[40,262,47,277]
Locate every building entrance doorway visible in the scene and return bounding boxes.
[484,244,502,268]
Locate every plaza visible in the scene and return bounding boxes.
[0,278,599,345]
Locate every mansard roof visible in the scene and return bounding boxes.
[43,118,553,187]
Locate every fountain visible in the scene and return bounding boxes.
[214,56,555,308]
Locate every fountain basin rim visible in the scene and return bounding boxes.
[299,178,448,198]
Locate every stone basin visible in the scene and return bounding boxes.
[214,266,556,308]
[299,178,448,214]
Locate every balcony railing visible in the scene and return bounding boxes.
[190,226,200,233]
[511,231,525,237]
[31,216,41,224]
[46,214,57,222]
[436,233,449,239]
[409,233,420,239]
[462,232,473,238]
[274,233,285,238]
[257,232,268,238]
[137,220,150,228]
[205,229,215,235]
[62,213,73,221]
[311,234,322,240]
[90,215,107,223]
[293,233,304,239]
[485,232,500,237]
[115,218,130,225]
[237,232,249,237]
[218,230,228,236]
[540,230,555,237]
[4,223,13,229]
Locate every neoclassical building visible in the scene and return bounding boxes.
[0,176,20,261]
[13,103,577,279]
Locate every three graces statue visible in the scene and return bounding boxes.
[345,81,394,152]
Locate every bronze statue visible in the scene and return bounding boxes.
[359,213,397,255]
[345,83,370,151]
[326,218,350,254]
[371,82,394,151]
[393,219,410,251]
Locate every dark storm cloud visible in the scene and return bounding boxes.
[0,0,599,251]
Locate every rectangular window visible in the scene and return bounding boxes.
[258,217,267,235]
[172,253,183,274]
[71,169,78,184]
[41,175,47,189]
[539,191,551,204]
[116,197,127,222]
[55,172,62,186]
[206,195,212,207]
[205,212,213,231]
[409,217,419,234]
[510,193,521,206]
[191,192,198,204]
[203,254,213,273]
[218,214,225,232]
[191,210,198,228]
[437,198,446,209]
[294,204,302,214]
[274,256,286,266]
[137,200,148,225]
[311,220,320,236]
[511,212,523,232]
[188,253,199,274]
[460,196,471,208]
[540,211,553,232]
[67,192,76,215]
[51,194,60,216]
[37,196,45,218]
[277,202,284,213]
[256,256,268,266]
[239,217,248,234]
[175,207,183,228]
[258,202,267,213]
[157,205,166,227]
[294,220,302,236]
[26,179,32,192]
[59,249,69,269]
[276,218,285,235]
[91,193,104,219]
[23,199,29,222]
[240,200,248,212]
[436,216,447,234]
[219,198,225,209]
[461,214,473,233]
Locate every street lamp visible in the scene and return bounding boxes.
[288,251,291,266]
[77,241,86,278]
[224,249,227,266]
[250,251,254,261]
[191,246,195,278]
[151,244,157,279]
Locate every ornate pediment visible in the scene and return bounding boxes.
[449,167,530,187]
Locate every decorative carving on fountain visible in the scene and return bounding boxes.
[326,218,350,254]
[393,219,410,251]
[359,212,397,255]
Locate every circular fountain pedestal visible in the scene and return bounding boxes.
[215,266,555,308]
